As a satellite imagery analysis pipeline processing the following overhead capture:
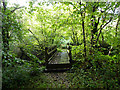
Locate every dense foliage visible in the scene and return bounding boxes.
[1,0,120,89]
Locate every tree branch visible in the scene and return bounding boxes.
[28,29,41,46]
[96,17,112,43]
[97,9,108,31]
[95,3,118,43]
[97,17,100,24]
[71,3,79,11]
[8,7,24,15]
[2,0,6,12]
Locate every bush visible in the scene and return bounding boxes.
[2,63,44,89]
[2,65,30,88]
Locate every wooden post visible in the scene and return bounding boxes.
[68,45,72,64]
[45,47,48,66]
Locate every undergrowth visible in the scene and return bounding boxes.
[2,63,45,89]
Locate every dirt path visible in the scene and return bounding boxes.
[44,72,72,88]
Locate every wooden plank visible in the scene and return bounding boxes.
[44,69,70,73]
[67,43,82,46]
[48,45,57,52]
[48,47,57,55]
[46,63,71,69]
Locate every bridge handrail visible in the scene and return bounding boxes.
[45,45,57,65]
[45,44,74,68]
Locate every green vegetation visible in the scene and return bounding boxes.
[1,0,120,89]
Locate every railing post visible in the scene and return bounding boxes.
[45,47,48,66]
[68,45,72,64]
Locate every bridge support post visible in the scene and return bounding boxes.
[45,47,48,66]
[68,45,73,64]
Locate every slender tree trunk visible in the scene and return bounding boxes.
[0,0,2,76]
[82,17,86,57]
[102,34,104,42]
[90,4,99,47]
[71,26,76,44]
[80,11,86,58]
[115,18,120,37]
[79,2,86,59]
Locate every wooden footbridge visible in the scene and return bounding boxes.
[44,45,74,72]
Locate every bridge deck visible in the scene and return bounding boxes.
[49,49,70,64]
[45,49,71,72]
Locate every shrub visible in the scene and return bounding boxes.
[2,63,44,89]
